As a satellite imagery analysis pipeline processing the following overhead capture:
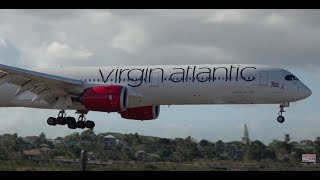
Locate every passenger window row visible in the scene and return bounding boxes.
[81,76,254,82]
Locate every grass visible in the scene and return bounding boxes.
[0,159,320,171]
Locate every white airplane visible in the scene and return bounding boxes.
[0,64,312,129]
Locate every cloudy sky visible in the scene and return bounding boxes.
[0,9,319,144]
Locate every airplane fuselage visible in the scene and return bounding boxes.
[0,64,312,110]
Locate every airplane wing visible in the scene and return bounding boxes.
[0,64,84,106]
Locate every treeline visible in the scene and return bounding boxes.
[0,131,319,163]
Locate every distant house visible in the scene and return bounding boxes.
[22,136,40,144]
[64,140,78,147]
[47,139,61,146]
[104,135,118,149]
[40,144,50,148]
[135,150,148,161]
[23,147,51,159]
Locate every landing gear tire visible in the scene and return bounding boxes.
[85,121,95,129]
[56,117,66,125]
[66,117,76,124]
[47,110,95,129]
[47,117,57,126]
[66,117,77,129]
[76,121,86,129]
[277,103,287,124]
[67,122,77,129]
[277,116,285,123]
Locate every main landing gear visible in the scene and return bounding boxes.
[47,110,95,129]
[277,103,288,123]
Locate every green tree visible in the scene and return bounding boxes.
[67,144,82,158]
[215,140,225,155]
[0,134,24,160]
[134,132,142,144]
[159,138,171,146]
[284,134,291,143]
[247,140,276,161]
[39,132,46,139]
[159,149,173,159]
[123,134,133,144]
[314,137,320,162]
[268,139,293,161]
[199,140,216,158]
[80,129,96,141]
[39,132,46,144]
[173,137,200,161]
[199,139,210,147]
[64,132,80,142]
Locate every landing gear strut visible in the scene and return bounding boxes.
[47,110,67,126]
[76,114,95,129]
[47,110,95,129]
[56,110,67,125]
[277,104,287,123]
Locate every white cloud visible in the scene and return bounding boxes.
[111,22,149,54]
[90,10,114,24]
[44,41,93,59]
[0,38,7,46]
[204,9,250,23]
[262,13,293,25]
[185,45,235,61]
[0,38,21,65]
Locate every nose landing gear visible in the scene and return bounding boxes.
[277,103,289,123]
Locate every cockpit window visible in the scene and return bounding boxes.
[285,75,299,81]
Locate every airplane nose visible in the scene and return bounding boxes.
[301,85,312,99]
[298,83,312,100]
[306,87,312,98]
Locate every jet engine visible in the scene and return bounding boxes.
[81,85,128,112]
[120,105,160,120]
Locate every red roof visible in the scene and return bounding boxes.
[23,147,51,156]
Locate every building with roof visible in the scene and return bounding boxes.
[23,147,51,159]
[22,136,40,144]
[104,135,118,149]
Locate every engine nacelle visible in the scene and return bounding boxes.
[120,105,160,120]
[81,85,128,112]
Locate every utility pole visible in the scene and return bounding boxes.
[80,150,87,171]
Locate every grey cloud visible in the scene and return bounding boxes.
[104,11,318,68]
[105,9,320,68]
[274,9,320,28]
[0,38,21,66]
[2,9,320,69]
[17,9,80,21]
